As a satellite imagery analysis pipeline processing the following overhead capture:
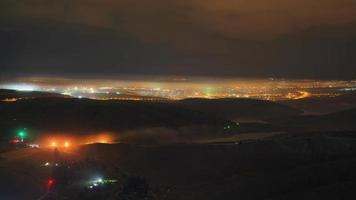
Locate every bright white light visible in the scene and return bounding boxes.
[28,144,40,148]
[0,84,40,91]
[44,162,50,166]
[61,92,72,96]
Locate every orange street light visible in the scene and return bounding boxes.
[51,142,57,148]
[64,141,70,148]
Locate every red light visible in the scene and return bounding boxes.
[10,139,20,144]
[47,179,55,187]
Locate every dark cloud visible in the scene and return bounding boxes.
[0,0,356,79]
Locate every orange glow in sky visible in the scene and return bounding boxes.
[83,133,114,145]
[36,132,116,149]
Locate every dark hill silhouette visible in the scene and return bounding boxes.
[76,131,356,200]
[178,98,301,120]
[0,90,302,121]
[0,97,227,135]
[272,107,356,131]
[279,93,356,114]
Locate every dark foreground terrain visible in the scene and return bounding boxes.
[1,90,356,199]
[1,131,356,200]
[80,132,356,200]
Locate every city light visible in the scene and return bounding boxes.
[87,177,118,189]
[51,142,57,147]
[28,144,39,148]
[83,133,114,145]
[50,141,72,148]
[1,98,19,102]
[2,77,356,101]
[0,83,40,91]
[64,141,70,148]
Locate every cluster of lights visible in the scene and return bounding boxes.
[50,141,71,148]
[28,144,39,148]
[87,177,118,189]
[88,178,104,189]
[1,98,20,102]
[223,122,239,130]
[9,129,27,144]
[43,162,59,167]
[3,78,356,101]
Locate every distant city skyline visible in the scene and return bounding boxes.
[1,76,356,101]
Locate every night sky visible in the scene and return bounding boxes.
[1,0,356,79]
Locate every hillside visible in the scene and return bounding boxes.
[0,97,228,137]
[178,98,301,120]
[279,93,356,114]
[75,131,356,200]
[271,108,356,132]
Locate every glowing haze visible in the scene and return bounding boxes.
[1,0,356,78]
[4,0,356,40]
[1,76,356,101]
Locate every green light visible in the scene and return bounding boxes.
[18,131,26,138]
